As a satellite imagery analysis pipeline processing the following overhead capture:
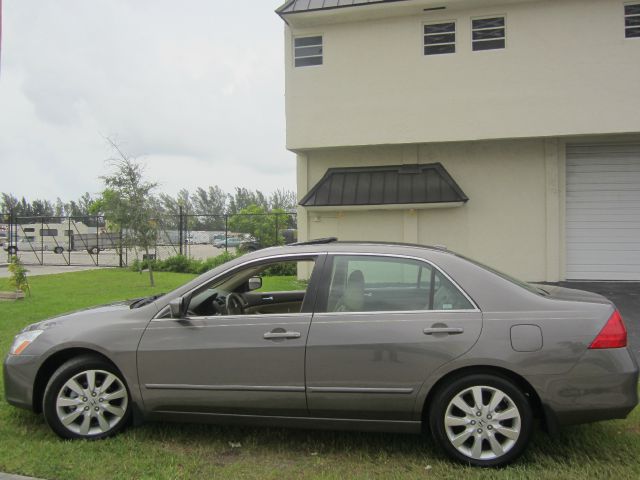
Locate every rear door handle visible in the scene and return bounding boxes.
[263,331,301,340]
[261,296,274,302]
[423,327,464,335]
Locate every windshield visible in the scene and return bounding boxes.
[456,254,548,296]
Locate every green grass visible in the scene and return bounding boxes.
[0,269,639,479]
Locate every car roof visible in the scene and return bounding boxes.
[252,239,454,258]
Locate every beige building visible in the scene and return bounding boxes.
[277,0,640,282]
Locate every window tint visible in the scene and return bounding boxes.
[424,22,456,55]
[294,36,323,67]
[472,16,506,51]
[325,255,473,313]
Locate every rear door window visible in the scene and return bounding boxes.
[323,255,474,313]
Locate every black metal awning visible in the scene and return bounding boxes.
[299,163,468,208]
[277,0,411,16]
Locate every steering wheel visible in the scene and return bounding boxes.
[226,293,245,315]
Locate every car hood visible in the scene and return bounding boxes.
[22,300,145,332]
[532,284,613,305]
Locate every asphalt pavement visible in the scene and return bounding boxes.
[0,474,42,480]
[0,264,102,278]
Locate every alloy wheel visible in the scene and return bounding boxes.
[443,385,521,461]
[55,369,129,436]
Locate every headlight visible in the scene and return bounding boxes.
[10,330,44,355]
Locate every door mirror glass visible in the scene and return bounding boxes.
[247,276,262,291]
[169,298,184,318]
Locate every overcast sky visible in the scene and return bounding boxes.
[0,0,294,202]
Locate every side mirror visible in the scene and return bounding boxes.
[247,276,262,291]
[169,298,184,318]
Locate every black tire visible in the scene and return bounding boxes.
[7,246,17,254]
[428,374,533,467]
[89,246,99,255]
[53,246,64,254]
[43,355,131,440]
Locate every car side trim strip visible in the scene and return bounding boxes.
[145,384,305,392]
[144,384,414,394]
[307,387,415,394]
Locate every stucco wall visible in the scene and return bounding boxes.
[299,138,562,282]
[285,0,640,150]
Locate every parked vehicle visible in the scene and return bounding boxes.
[2,222,119,255]
[212,235,255,249]
[4,240,637,467]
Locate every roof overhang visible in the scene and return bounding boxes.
[277,0,537,28]
[304,201,465,212]
[299,163,469,209]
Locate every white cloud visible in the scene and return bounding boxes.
[0,0,295,201]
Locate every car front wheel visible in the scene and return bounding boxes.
[43,355,131,439]
[429,374,533,467]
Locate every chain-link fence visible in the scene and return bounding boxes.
[1,211,297,267]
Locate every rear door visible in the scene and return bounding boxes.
[305,253,482,421]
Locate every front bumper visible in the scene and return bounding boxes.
[3,354,41,411]
[530,348,639,427]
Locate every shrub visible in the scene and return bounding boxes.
[158,255,192,273]
[263,261,297,277]
[8,255,30,296]
[129,252,240,275]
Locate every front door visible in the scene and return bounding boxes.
[305,253,482,421]
[138,255,323,417]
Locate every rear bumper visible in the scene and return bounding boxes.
[530,348,638,427]
[3,354,40,411]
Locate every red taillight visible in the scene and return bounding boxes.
[589,310,627,349]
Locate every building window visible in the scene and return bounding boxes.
[626,4,640,38]
[294,36,323,67]
[424,22,456,55]
[472,16,506,51]
[40,229,59,237]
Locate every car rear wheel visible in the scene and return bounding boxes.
[53,246,64,254]
[429,374,533,467]
[43,355,131,439]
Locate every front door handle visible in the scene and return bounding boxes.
[423,327,464,335]
[263,331,301,340]
[262,296,274,301]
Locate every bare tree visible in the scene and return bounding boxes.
[96,138,159,286]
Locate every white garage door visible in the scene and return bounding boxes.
[566,144,640,280]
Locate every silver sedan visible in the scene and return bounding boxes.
[4,240,638,467]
